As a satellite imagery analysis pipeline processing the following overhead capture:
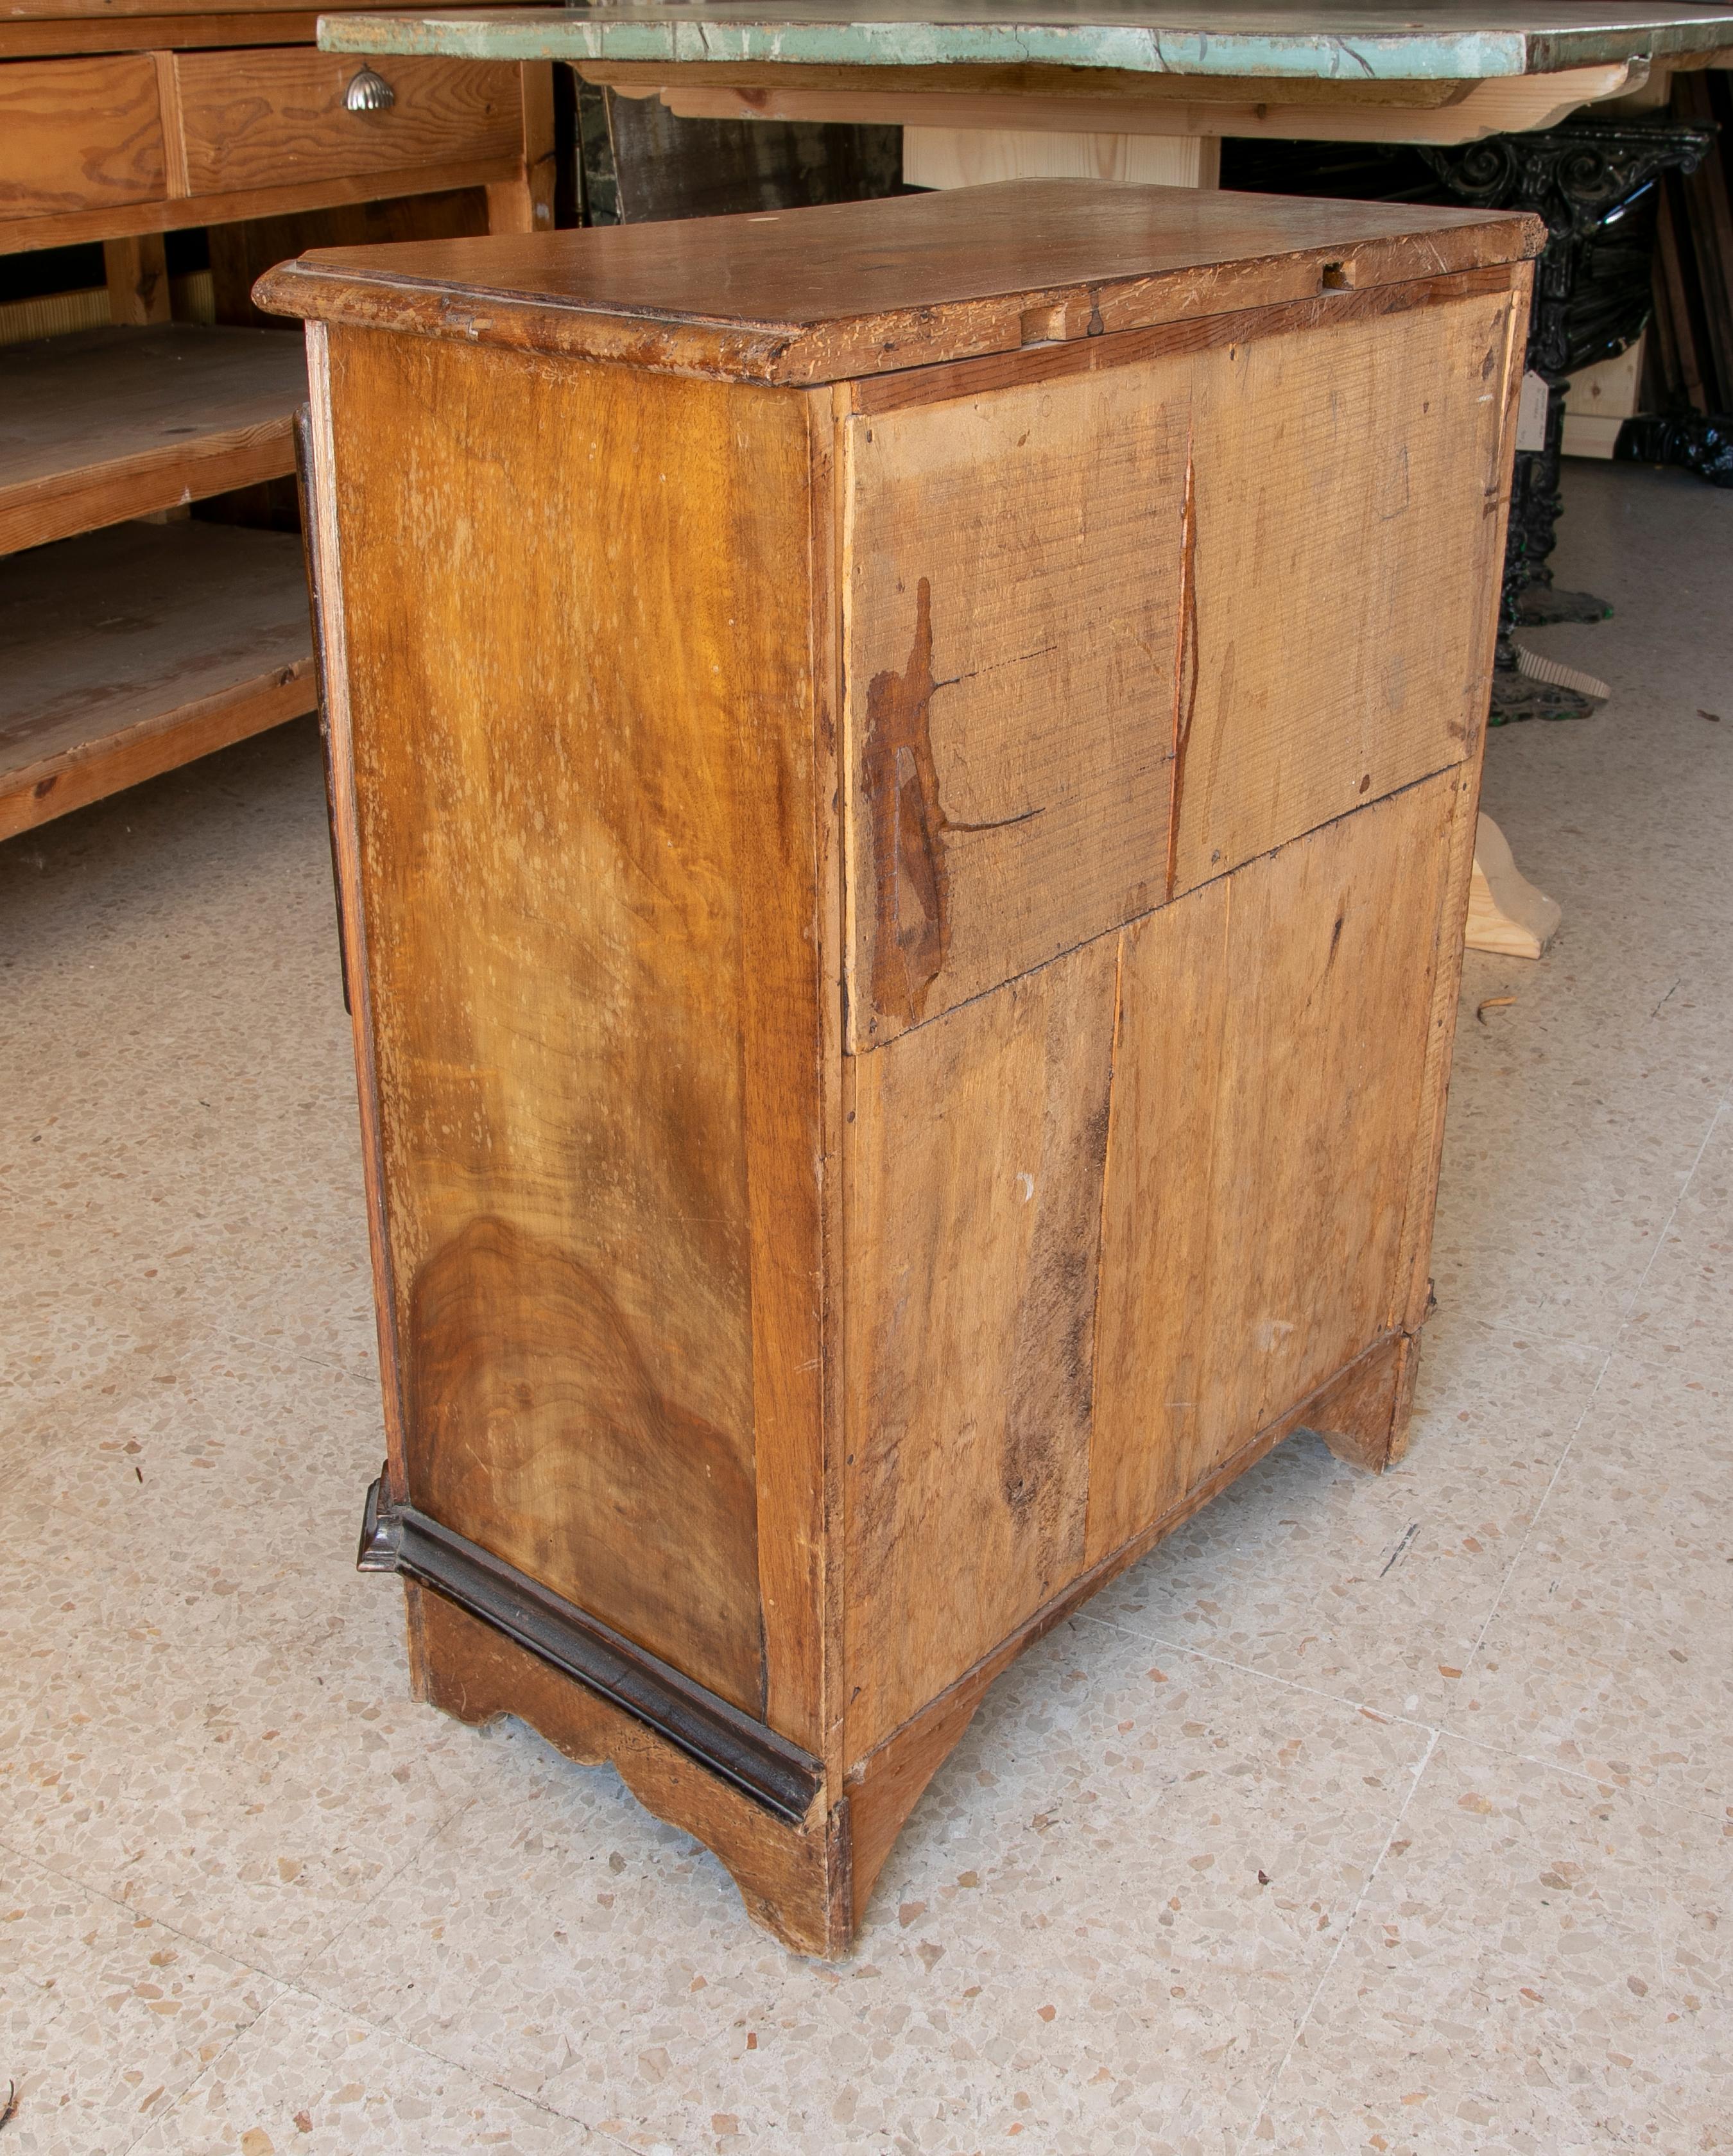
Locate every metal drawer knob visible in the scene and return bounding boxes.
[345,67,395,114]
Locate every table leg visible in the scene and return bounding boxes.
[901,128,1218,189]
[1465,813,1562,959]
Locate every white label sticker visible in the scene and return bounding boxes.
[1516,370,1551,453]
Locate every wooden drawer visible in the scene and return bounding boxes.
[164,48,524,196]
[0,55,165,220]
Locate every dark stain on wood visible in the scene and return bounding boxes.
[863,575,949,1029]
[861,578,1052,1032]
[1164,429,1200,902]
[999,972,1113,1535]
[408,1214,766,1717]
[996,965,1103,1552]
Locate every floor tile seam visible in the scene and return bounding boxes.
[1233,1726,1442,2155]
[1458,1346,1617,1673]
[271,1965,625,2146]
[1599,1080,1733,1335]
[1069,1617,1733,1824]
[290,1336,381,1390]
[1445,1303,1617,1358]
[1071,1614,1447,1745]
[273,1791,487,1994]
[1415,1727,1733,1833]
[1591,1332,1733,1395]
[0,1829,302,2001]
[0,1831,291,2156]
[114,2006,272,2156]
[1459,1071,1731,1674]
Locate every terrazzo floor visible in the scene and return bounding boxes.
[2,460,1729,2156]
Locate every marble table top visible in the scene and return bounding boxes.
[318,1,1733,79]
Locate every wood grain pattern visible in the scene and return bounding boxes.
[653,64,1633,146]
[483,60,556,236]
[841,363,1184,1044]
[1,15,326,59]
[576,60,1474,111]
[0,520,313,841]
[2,0,482,15]
[843,933,1119,1759]
[0,326,307,554]
[255,178,1545,386]
[103,232,170,326]
[166,48,524,196]
[1085,772,1465,1564]
[1168,289,1517,894]
[844,265,1520,417]
[304,322,412,1503]
[0,55,164,221]
[324,323,822,1720]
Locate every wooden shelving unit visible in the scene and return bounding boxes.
[0,319,318,840]
[0,12,557,840]
[0,521,315,840]
[0,325,309,551]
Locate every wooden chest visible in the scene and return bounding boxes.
[260,178,1540,1956]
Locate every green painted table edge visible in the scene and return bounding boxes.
[316,3,1733,79]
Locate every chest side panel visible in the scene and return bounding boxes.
[326,327,820,1723]
[1170,288,1516,896]
[841,359,1187,1049]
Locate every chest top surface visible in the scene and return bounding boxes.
[316,0,1733,77]
[255,176,1542,383]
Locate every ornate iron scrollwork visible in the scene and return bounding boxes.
[1422,121,1711,715]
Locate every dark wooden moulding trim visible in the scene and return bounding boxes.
[357,1477,825,1825]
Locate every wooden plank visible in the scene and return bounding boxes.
[840,359,1185,1044]
[1085,772,1463,1564]
[650,61,1634,142]
[103,234,171,326]
[575,58,1474,108]
[0,520,314,841]
[1167,287,1517,896]
[0,15,324,59]
[0,55,164,222]
[304,322,412,1506]
[1,0,544,15]
[165,47,525,197]
[843,931,1119,1760]
[0,156,524,256]
[483,58,556,234]
[254,180,1546,387]
[322,323,823,1723]
[0,326,309,555]
[845,265,1520,416]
